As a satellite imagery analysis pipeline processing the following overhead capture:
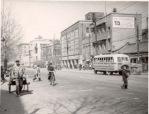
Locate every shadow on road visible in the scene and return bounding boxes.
[0,90,28,114]
[42,95,147,114]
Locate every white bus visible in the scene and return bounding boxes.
[93,54,130,75]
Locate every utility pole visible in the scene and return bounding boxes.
[136,25,140,64]
[92,13,98,55]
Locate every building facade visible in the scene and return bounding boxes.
[82,12,104,61]
[61,20,92,68]
[17,43,30,66]
[29,36,52,66]
[90,12,142,55]
[44,39,61,65]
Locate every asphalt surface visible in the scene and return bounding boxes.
[0,68,148,114]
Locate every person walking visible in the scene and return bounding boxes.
[47,62,56,85]
[33,65,41,81]
[121,65,129,89]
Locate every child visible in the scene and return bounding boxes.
[33,65,41,81]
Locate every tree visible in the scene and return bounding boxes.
[1,1,23,66]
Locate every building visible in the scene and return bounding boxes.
[90,12,142,55]
[82,12,104,61]
[17,43,30,66]
[29,36,52,66]
[44,39,61,65]
[61,20,92,68]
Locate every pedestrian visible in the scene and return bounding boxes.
[33,65,41,81]
[47,62,56,85]
[79,64,82,70]
[12,60,24,96]
[121,65,129,89]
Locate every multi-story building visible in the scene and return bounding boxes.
[61,20,93,68]
[82,12,104,61]
[29,36,52,66]
[43,39,61,65]
[17,43,30,66]
[90,12,142,55]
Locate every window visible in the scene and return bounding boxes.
[125,57,128,61]
[86,27,89,33]
[118,57,121,62]
[111,57,114,62]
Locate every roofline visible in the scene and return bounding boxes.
[61,20,92,33]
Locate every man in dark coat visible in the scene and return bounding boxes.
[47,63,56,85]
[121,65,129,89]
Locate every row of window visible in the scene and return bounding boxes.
[61,29,79,43]
[117,57,129,62]
[94,57,114,63]
[94,57,129,64]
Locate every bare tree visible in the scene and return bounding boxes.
[1,1,23,65]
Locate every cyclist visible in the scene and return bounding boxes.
[47,62,55,85]
[12,60,24,96]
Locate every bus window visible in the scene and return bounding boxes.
[117,57,121,62]
[108,57,110,63]
[106,58,107,63]
[111,57,114,62]
[121,57,124,61]
[104,58,106,64]
[125,57,128,61]
[98,58,99,64]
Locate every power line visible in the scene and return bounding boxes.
[118,2,138,13]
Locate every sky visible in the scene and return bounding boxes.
[3,0,148,43]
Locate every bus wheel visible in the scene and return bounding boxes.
[94,70,97,74]
[103,71,106,75]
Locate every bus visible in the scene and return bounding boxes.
[93,54,130,75]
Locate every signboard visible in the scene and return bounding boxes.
[113,17,134,28]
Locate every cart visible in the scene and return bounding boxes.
[8,74,30,93]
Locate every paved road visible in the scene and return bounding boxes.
[1,68,148,114]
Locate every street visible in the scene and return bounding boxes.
[1,68,148,114]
